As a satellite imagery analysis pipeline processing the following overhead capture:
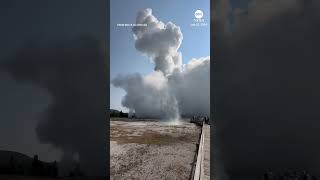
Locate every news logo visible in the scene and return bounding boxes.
[191,9,207,27]
[194,10,204,19]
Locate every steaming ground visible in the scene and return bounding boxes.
[110,118,200,180]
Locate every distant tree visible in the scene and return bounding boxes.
[110,111,118,117]
[32,155,44,176]
[119,111,128,118]
[9,154,15,174]
[32,155,39,176]
[52,161,58,177]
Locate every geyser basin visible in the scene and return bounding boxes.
[110,118,201,180]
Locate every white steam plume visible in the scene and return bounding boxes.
[132,8,183,76]
[112,71,180,120]
[112,8,210,119]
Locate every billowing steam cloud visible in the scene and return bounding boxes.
[132,8,183,75]
[1,36,107,176]
[213,0,320,179]
[113,71,180,120]
[112,9,210,119]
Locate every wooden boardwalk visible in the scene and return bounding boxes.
[202,124,210,180]
[193,124,210,180]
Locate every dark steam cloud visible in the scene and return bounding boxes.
[1,36,107,176]
[214,0,320,179]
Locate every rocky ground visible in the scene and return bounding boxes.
[110,118,201,180]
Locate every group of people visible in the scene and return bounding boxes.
[263,169,317,180]
[190,116,210,125]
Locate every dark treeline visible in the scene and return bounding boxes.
[0,154,58,177]
[31,155,58,177]
[110,109,129,118]
[0,153,85,178]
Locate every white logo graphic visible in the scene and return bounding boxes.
[194,10,204,19]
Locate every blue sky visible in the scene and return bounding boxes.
[110,0,210,111]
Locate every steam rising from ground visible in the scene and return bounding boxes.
[112,8,210,120]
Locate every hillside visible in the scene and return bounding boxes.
[0,150,56,176]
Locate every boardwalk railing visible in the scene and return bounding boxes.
[193,123,205,180]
